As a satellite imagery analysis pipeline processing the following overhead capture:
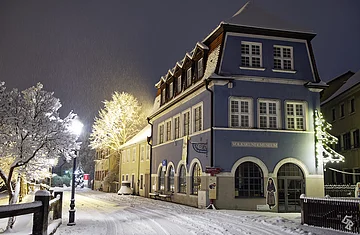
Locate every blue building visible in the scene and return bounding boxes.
[148,2,327,212]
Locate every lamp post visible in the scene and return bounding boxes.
[67,118,83,226]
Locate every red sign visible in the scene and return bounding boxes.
[84,174,89,180]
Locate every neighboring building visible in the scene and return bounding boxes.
[321,70,360,185]
[119,125,151,197]
[147,1,327,212]
[94,148,120,192]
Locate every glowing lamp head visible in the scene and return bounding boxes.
[69,118,83,136]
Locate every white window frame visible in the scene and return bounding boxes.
[273,45,294,71]
[126,149,130,162]
[132,147,136,162]
[165,118,172,142]
[258,99,281,129]
[158,122,165,144]
[161,88,166,103]
[182,109,191,136]
[177,76,182,93]
[197,58,203,78]
[140,144,145,161]
[192,102,203,133]
[241,41,263,68]
[169,82,173,98]
[173,114,181,139]
[349,98,355,114]
[187,68,192,87]
[229,97,253,128]
[285,101,307,130]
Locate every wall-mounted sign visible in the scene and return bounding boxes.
[231,141,278,148]
[208,176,217,200]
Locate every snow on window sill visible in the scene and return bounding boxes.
[272,69,297,74]
[239,66,265,71]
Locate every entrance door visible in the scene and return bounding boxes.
[277,163,305,212]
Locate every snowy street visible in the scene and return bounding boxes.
[52,189,348,235]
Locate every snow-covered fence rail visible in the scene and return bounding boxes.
[300,194,360,234]
[324,184,356,197]
[0,190,63,235]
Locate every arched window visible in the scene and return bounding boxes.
[159,169,165,191]
[235,162,264,197]
[178,165,186,193]
[192,163,201,195]
[168,166,175,192]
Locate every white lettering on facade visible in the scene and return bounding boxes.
[231,141,278,148]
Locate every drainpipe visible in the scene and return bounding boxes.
[205,79,214,167]
[147,117,153,193]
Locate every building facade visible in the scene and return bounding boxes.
[94,148,120,192]
[119,125,151,197]
[148,2,326,212]
[321,71,360,185]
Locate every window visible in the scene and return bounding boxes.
[166,120,172,141]
[178,165,186,193]
[159,169,165,191]
[161,88,166,104]
[197,58,204,78]
[168,166,175,192]
[132,147,136,162]
[187,68,192,87]
[230,97,253,128]
[241,42,262,68]
[335,135,341,152]
[122,175,124,182]
[343,132,351,150]
[285,101,306,130]
[126,149,130,162]
[177,76,182,93]
[332,108,336,121]
[192,163,201,195]
[158,123,164,144]
[131,174,135,188]
[193,104,203,132]
[146,145,150,160]
[183,110,190,136]
[140,145,145,161]
[169,82,173,98]
[140,175,143,189]
[353,129,359,148]
[126,174,129,181]
[340,103,345,117]
[350,98,355,113]
[174,115,180,139]
[273,45,293,70]
[235,162,264,197]
[258,99,280,129]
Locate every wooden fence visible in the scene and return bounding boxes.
[0,190,63,235]
[300,194,360,234]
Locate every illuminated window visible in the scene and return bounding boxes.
[230,97,253,128]
[241,42,262,68]
[191,163,201,195]
[235,162,264,197]
[178,165,186,194]
[159,169,165,191]
[168,166,175,192]
[273,45,293,70]
[183,110,190,136]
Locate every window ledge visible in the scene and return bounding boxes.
[240,66,265,71]
[272,69,297,74]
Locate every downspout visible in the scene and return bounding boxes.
[147,117,153,193]
[205,79,214,167]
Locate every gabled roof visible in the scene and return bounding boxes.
[120,125,151,149]
[322,70,360,105]
[222,1,314,35]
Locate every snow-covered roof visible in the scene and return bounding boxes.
[222,1,315,35]
[322,70,360,105]
[120,125,151,149]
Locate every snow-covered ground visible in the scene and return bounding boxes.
[0,188,352,235]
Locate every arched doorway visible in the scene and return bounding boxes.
[277,163,305,212]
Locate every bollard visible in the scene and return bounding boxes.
[33,190,51,235]
[53,191,63,220]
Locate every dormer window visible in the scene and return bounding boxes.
[169,82,173,98]
[197,58,204,78]
[161,87,166,104]
[241,42,262,68]
[177,76,182,94]
[187,68,192,87]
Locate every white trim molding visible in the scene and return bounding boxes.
[189,158,203,175]
[230,156,269,178]
[273,158,310,178]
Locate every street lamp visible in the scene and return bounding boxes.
[67,118,83,226]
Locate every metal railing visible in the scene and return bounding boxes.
[0,190,63,235]
[324,184,356,197]
[300,194,360,234]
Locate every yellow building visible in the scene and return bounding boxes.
[119,125,151,197]
[94,148,120,192]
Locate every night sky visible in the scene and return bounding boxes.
[0,0,359,134]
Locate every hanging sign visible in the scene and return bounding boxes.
[192,142,208,154]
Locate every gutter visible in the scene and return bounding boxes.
[147,117,153,194]
[205,79,214,167]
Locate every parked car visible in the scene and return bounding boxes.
[117,181,132,195]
